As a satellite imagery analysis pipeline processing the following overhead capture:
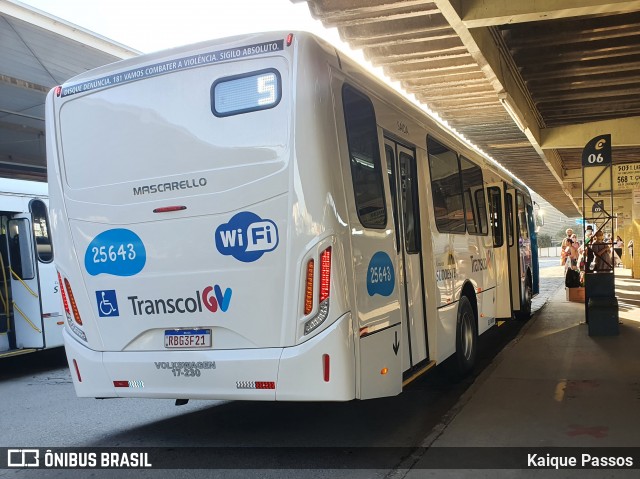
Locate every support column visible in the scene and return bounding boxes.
[632,199,640,279]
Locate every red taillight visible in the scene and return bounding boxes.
[304,259,315,315]
[57,272,70,316]
[72,359,82,382]
[319,247,331,303]
[302,246,332,335]
[286,33,294,46]
[63,278,82,326]
[255,381,276,390]
[323,354,330,382]
[153,205,187,213]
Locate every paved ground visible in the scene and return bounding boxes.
[532,261,566,314]
[398,266,640,477]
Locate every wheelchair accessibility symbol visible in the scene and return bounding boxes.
[96,290,119,317]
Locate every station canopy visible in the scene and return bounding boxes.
[296,0,640,216]
[0,0,138,182]
[3,0,640,217]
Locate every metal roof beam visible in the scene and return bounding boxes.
[541,116,640,148]
[433,1,580,213]
[457,0,640,28]
[0,73,49,93]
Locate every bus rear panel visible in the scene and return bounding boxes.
[47,33,355,401]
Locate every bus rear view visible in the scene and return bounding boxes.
[47,33,355,401]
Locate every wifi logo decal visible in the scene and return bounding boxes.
[215,212,279,263]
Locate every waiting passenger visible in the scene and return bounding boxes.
[592,230,612,272]
[561,228,573,266]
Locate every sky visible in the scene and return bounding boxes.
[18,0,347,54]
[19,0,393,96]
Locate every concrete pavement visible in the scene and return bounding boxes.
[398,265,640,476]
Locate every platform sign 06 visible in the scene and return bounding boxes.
[582,134,612,166]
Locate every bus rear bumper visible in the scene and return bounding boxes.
[63,313,355,401]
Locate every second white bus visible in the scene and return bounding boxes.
[47,31,538,401]
[0,178,63,358]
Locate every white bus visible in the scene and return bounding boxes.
[0,178,64,358]
[46,31,538,401]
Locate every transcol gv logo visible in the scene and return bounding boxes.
[127,285,232,316]
[215,211,278,262]
[95,286,232,317]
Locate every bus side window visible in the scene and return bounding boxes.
[459,155,486,235]
[30,199,53,263]
[399,152,420,253]
[342,85,387,229]
[505,193,514,247]
[427,136,465,234]
[516,192,529,241]
[487,187,503,247]
[8,219,35,280]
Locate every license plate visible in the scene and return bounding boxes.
[164,329,211,349]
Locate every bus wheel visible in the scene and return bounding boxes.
[515,278,532,321]
[455,296,477,375]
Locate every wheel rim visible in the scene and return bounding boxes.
[461,310,474,361]
[524,284,532,310]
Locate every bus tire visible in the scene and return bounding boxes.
[455,295,477,375]
[515,276,532,321]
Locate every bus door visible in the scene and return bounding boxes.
[514,190,533,312]
[339,83,402,400]
[487,184,512,318]
[6,215,44,349]
[505,185,524,314]
[384,138,428,371]
[30,199,64,349]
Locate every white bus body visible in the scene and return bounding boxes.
[0,178,64,358]
[47,32,538,401]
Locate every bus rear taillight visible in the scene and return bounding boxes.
[304,259,314,315]
[63,278,83,326]
[323,354,330,382]
[59,275,87,342]
[72,359,82,382]
[303,247,331,336]
[57,271,70,317]
[319,247,331,302]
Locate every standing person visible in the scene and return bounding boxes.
[561,228,573,266]
[569,233,580,269]
[584,225,594,268]
[592,230,612,272]
[614,235,624,265]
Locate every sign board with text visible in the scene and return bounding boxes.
[614,163,640,190]
[581,134,612,166]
